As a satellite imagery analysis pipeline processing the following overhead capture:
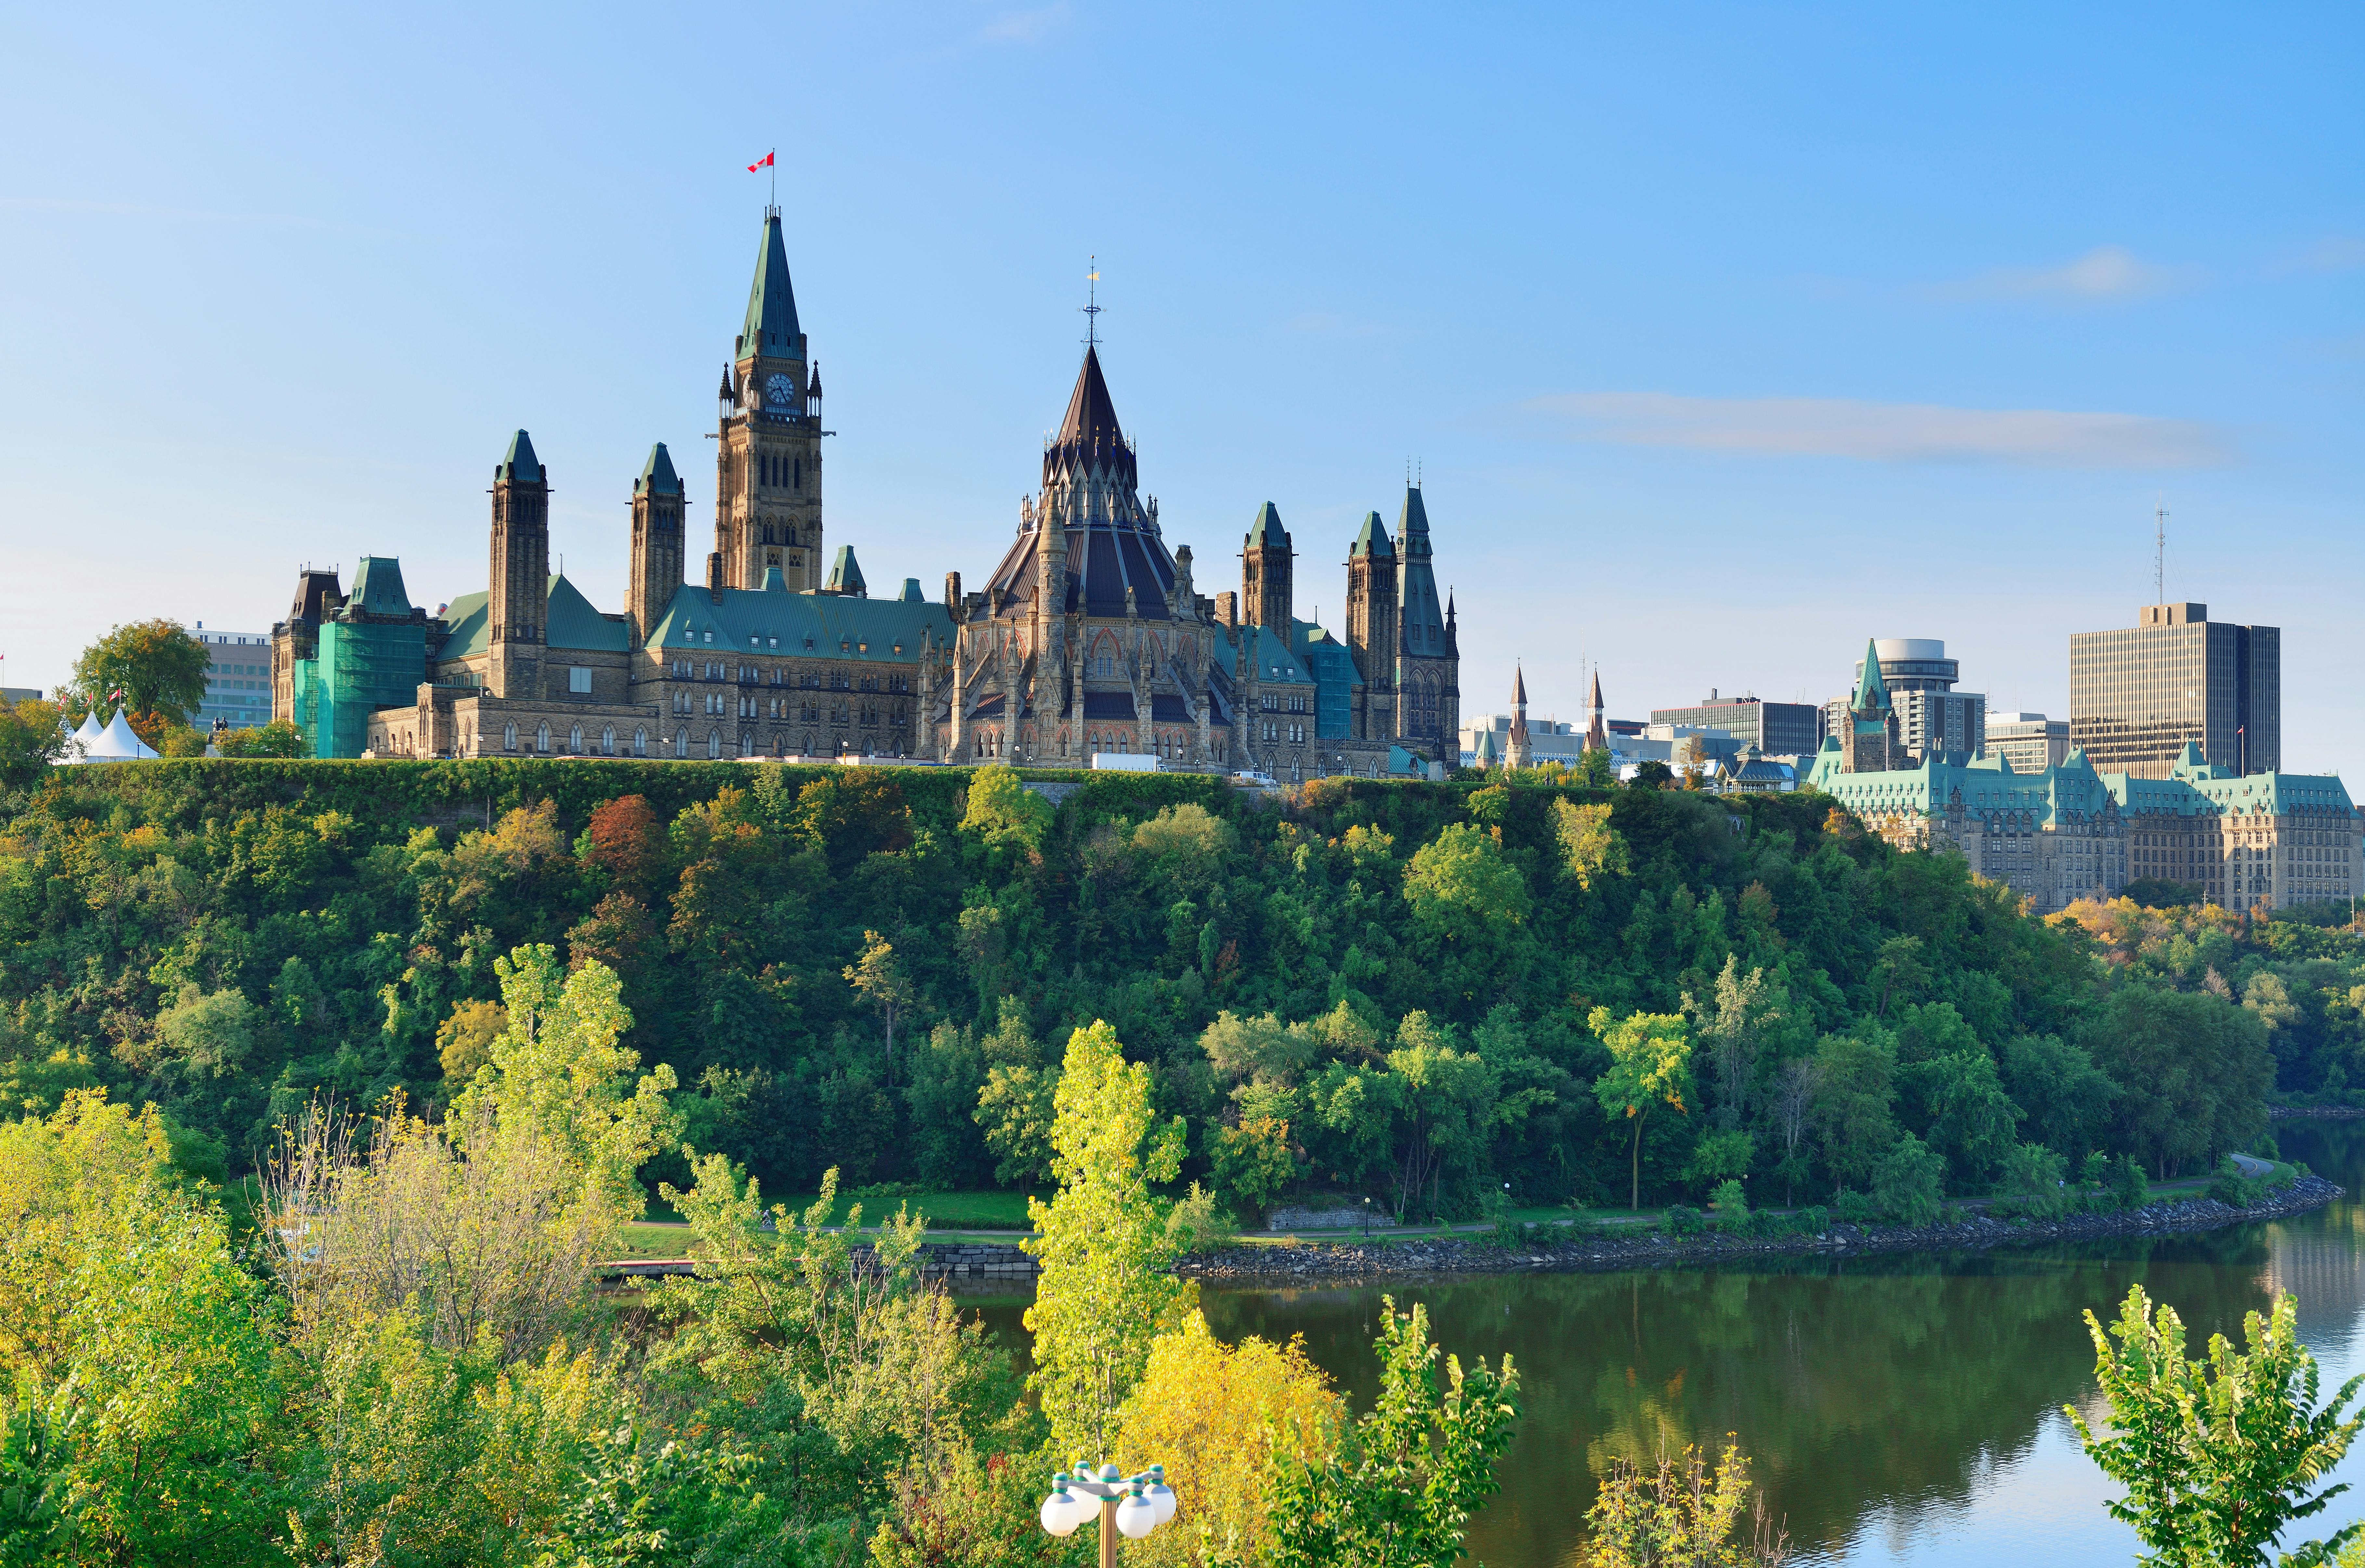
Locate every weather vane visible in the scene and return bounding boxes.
[1081,256,1103,347]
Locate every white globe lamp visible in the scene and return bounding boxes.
[1116,1491,1158,1540]
[1039,1479,1087,1537]
[1145,1479,1177,1526]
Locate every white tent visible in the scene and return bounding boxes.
[72,711,161,763]
[59,712,104,762]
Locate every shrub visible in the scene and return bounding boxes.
[1873,1133,1945,1227]
[1994,1141,2069,1220]
[1662,1205,1705,1236]
[1166,1181,1236,1252]
[2207,1160,2250,1209]
[1797,1205,1832,1235]
[2111,1154,2151,1212]
[1708,1179,1751,1233]
[1834,1190,1880,1225]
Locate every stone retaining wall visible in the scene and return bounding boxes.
[916,1241,1038,1279]
[1179,1177,2346,1282]
[1266,1206,1399,1232]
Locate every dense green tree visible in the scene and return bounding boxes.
[0,696,67,786]
[66,617,212,735]
[1264,1299,1520,1568]
[1589,1008,1692,1211]
[2070,1285,2363,1567]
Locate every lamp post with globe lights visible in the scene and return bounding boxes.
[1039,1462,1177,1567]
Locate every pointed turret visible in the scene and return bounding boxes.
[825,545,867,598]
[488,430,550,699]
[1505,663,1532,770]
[1584,669,1609,753]
[1841,638,1896,775]
[1056,345,1124,449]
[1350,511,1393,559]
[1242,502,1294,630]
[1395,484,1446,658]
[738,208,802,360]
[497,429,542,483]
[636,442,682,496]
[1853,638,1891,712]
[628,444,686,649]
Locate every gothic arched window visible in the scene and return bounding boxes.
[707,729,721,759]
[569,724,583,754]
[601,726,615,755]
[634,727,647,757]
[503,722,518,752]
[536,723,551,753]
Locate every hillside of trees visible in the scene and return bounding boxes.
[2,758,2350,1217]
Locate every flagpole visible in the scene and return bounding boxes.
[770,148,776,207]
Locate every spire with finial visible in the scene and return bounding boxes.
[1584,668,1608,753]
[1505,663,1532,770]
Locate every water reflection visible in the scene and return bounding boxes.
[973,1122,2365,1564]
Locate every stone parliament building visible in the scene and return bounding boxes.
[272,209,1458,778]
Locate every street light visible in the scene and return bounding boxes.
[1040,1462,1177,1566]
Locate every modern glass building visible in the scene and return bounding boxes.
[189,623,274,730]
[1648,693,1822,756]
[2069,603,2279,780]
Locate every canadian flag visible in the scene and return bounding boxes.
[748,151,774,172]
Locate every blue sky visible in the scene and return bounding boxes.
[4,3,2359,771]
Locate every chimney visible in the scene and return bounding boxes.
[1216,591,1238,629]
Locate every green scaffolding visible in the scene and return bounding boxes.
[290,617,426,759]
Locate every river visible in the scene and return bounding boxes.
[976,1120,2365,1564]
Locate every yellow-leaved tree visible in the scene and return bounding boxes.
[1116,1315,1344,1566]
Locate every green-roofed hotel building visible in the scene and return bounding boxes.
[273,207,1459,777]
[1809,637,2357,915]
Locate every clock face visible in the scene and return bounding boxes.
[765,373,795,408]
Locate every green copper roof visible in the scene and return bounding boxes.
[1806,742,2356,830]
[738,210,802,359]
[900,578,925,603]
[826,546,866,595]
[547,573,630,651]
[1236,621,1313,684]
[1350,511,1393,559]
[348,556,414,617]
[646,583,952,664]
[636,443,681,497]
[432,574,626,662]
[1245,501,1289,548]
[1852,638,1889,711]
[497,429,542,483]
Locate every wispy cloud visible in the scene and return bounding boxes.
[1929,245,2202,302]
[983,2,1068,41]
[1531,392,2236,468]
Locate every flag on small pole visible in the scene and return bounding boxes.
[748,149,776,204]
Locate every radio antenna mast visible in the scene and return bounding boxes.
[2154,497,2168,603]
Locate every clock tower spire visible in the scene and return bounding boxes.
[715,207,824,591]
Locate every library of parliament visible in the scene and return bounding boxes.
[272,209,1460,776]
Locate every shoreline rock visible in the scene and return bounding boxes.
[1170,1176,2346,1282]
